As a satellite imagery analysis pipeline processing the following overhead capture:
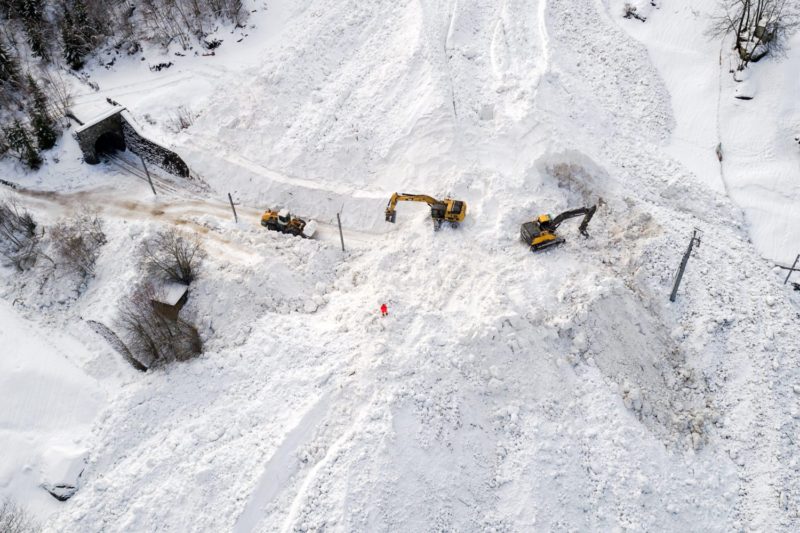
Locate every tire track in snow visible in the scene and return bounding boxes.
[7,180,380,258]
[232,393,333,533]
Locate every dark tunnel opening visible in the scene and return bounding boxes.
[95,131,126,157]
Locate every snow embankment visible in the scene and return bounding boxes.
[608,0,800,263]
[0,300,105,516]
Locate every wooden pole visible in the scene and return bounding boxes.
[140,155,156,196]
[228,193,238,223]
[784,254,800,285]
[337,212,345,252]
[670,230,701,302]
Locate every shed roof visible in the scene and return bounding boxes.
[152,281,189,307]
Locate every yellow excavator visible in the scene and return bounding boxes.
[385,193,467,230]
[520,205,597,252]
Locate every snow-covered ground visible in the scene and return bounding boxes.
[0,300,107,517]
[2,0,800,531]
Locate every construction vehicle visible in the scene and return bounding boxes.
[385,193,467,229]
[260,208,317,238]
[520,205,597,252]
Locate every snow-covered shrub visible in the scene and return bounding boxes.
[623,3,646,22]
[0,496,39,533]
[133,0,246,49]
[0,198,41,270]
[117,282,202,368]
[49,211,106,278]
[166,105,196,133]
[709,0,800,69]
[143,228,203,284]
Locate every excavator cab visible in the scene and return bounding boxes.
[521,205,597,252]
[261,208,316,238]
[277,209,291,226]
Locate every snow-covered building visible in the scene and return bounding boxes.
[74,105,190,178]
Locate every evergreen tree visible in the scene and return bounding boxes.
[61,0,94,70]
[26,74,57,150]
[61,9,83,70]
[17,0,49,61]
[5,120,42,170]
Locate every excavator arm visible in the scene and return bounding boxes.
[547,205,597,236]
[385,193,440,222]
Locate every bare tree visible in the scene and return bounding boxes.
[38,66,73,119]
[0,197,41,270]
[143,227,203,284]
[116,282,202,368]
[0,497,40,533]
[137,0,246,49]
[710,0,800,69]
[49,210,106,277]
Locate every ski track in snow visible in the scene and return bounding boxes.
[1,0,799,531]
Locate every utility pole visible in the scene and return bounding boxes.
[140,155,156,196]
[783,253,800,285]
[228,193,239,223]
[670,229,702,302]
[336,210,345,252]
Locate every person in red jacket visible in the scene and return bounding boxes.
[380,303,388,317]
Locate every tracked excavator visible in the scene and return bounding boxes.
[520,205,597,252]
[385,193,467,230]
[261,208,317,238]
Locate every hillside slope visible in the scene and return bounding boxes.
[1,0,799,531]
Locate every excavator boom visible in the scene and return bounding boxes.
[549,205,597,235]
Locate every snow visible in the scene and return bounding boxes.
[1,0,800,531]
[0,300,106,517]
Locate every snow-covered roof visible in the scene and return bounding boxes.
[74,106,126,134]
[152,281,188,306]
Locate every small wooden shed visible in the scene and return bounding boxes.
[151,281,189,321]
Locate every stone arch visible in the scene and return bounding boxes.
[94,131,126,157]
[75,109,125,164]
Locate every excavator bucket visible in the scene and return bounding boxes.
[386,209,397,223]
[578,205,597,236]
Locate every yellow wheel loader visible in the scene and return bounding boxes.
[385,193,467,230]
[521,205,597,252]
[261,208,317,238]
